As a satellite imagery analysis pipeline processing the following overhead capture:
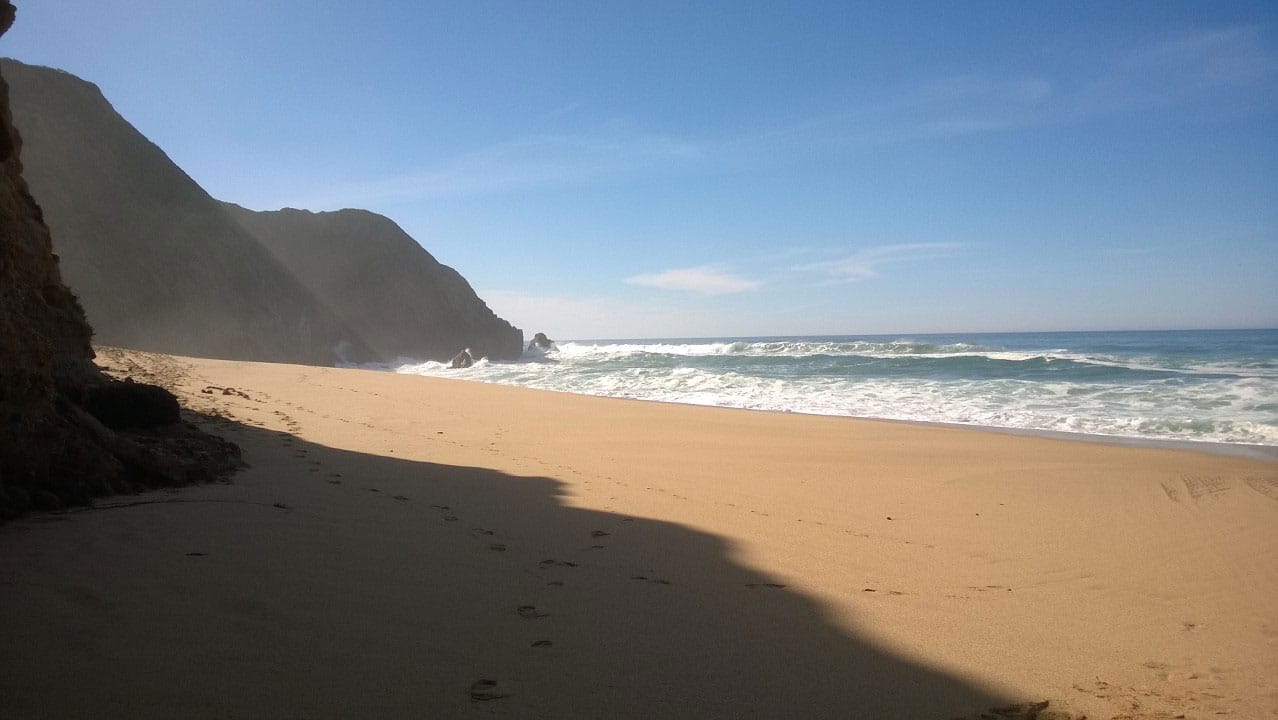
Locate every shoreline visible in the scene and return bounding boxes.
[3,348,1276,719]
[389,368,1278,463]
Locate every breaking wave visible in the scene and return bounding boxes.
[385,331,1278,448]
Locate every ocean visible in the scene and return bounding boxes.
[387,329,1278,452]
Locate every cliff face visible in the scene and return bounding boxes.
[2,57,524,366]
[0,7,238,519]
[0,58,374,365]
[0,6,118,514]
[223,204,524,362]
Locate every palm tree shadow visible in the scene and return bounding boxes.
[4,410,1048,719]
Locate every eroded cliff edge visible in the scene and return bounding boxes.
[0,5,239,519]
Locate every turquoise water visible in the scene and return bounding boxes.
[389,329,1278,448]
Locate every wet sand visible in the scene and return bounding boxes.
[2,348,1275,719]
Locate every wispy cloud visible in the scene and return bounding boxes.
[749,26,1274,149]
[795,242,962,282]
[283,127,704,209]
[281,27,1274,211]
[624,266,763,295]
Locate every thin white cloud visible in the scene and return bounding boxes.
[747,26,1274,150]
[275,28,1274,211]
[624,266,763,295]
[795,242,962,282]
[282,128,704,209]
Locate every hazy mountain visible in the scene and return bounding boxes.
[1,12,237,520]
[0,57,522,364]
[223,204,523,362]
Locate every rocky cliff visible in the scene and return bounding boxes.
[0,58,374,365]
[223,204,523,362]
[0,6,238,520]
[1,57,523,365]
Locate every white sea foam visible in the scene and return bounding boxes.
[381,336,1278,447]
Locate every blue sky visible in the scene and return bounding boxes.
[5,1,1276,338]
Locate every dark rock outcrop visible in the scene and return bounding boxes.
[82,380,181,430]
[450,349,474,369]
[0,8,239,520]
[0,58,374,365]
[528,332,555,351]
[222,204,524,362]
[1,57,523,366]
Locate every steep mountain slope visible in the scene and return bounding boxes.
[222,203,523,362]
[0,58,374,365]
[1,8,238,520]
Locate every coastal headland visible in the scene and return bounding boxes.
[2,348,1274,719]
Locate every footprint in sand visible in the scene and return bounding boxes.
[472,528,495,536]
[469,679,511,702]
[746,582,787,589]
[488,543,507,552]
[517,605,548,619]
[392,495,409,502]
[540,559,579,568]
[185,552,207,557]
[530,640,553,648]
[631,575,672,585]
[590,530,610,538]
[430,504,459,522]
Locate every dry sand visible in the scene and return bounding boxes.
[2,348,1275,719]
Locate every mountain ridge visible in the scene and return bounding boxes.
[0,57,522,365]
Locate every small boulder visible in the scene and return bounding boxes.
[528,332,555,351]
[81,380,181,429]
[449,349,474,369]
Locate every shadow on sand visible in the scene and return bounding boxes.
[0,410,1059,719]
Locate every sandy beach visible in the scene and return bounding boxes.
[2,348,1275,719]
